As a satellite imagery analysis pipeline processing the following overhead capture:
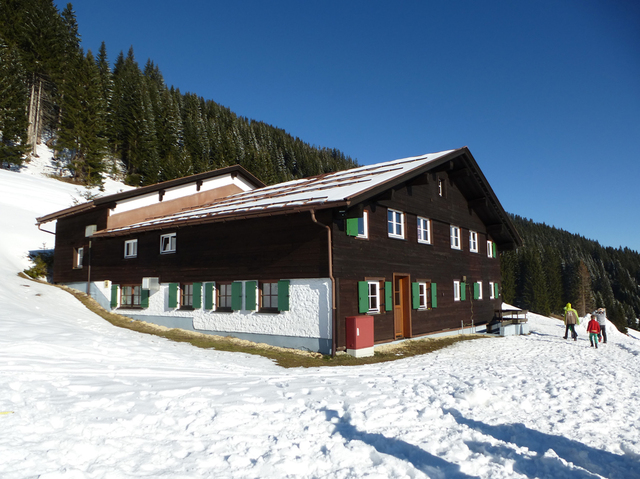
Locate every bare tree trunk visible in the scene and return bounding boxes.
[27,76,45,157]
[27,78,37,154]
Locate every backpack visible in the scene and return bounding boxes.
[566,310,578,325]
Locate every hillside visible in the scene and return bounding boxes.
[1,148,640,478]
[501,215,640,333]
[0,1,358,186]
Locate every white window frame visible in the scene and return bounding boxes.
[160,233,176,254]
[367,281,381,314]
[438,178,444,197]
[74,247,84,268]
[124,239,138,258]
[387,209,405,239]
[357,211,369,239]
[487,240,494,258]
[476,281,483,300]
[417,217,431,244]
[450,225,461,250]
[489,281,495,300]
[418,282,428,310]
[453,280,461,301]
[469,231,478,253]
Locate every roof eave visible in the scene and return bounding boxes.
[92,200,349,238]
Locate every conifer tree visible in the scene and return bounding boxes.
[0,40,29,166]
[56,50,107,185]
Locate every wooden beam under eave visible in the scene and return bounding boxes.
[449,168,470,179]
[498,241,516,251]
[487,224,504,236]
[468,197,488,208]
[375,188,394,201]
[406,173,429,186]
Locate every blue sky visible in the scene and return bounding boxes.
[56,0,640,253]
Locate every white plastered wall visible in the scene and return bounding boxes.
[103,278,333,341]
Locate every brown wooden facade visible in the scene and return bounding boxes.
[44,148,521,353]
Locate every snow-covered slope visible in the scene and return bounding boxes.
[1,153,639,479]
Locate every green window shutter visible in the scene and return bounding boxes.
[110,284,119,309]
[473,282,480,300]
[168,283,178,308]
[277,280,290,311]
[141,289,150,308]
[495,282,499,298]
[460,282,466,301]
[192,282,202,309]
[231,281,243,311]
[492,242,497,258]
[204,283,215,310]
[385,281,393,311]
[245,281,257,310]
[431,283,438,308]
[358,281,369,313]
[411,282,420,310]
[346,218,359,237]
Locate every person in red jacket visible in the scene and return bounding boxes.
[587,314,601,349]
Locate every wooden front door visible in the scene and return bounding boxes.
[393,274,411,339]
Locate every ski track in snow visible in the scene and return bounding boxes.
[1,151,639,478]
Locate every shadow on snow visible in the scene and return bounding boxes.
[444,408,640,479]
[324,409,479,479]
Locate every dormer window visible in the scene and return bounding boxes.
[438,178,445,197]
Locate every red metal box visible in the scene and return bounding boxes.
[346,315,374,350]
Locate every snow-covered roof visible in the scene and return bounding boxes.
[95,149,458,237]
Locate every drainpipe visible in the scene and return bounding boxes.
[86,239,92,295]
[310,210,337,357]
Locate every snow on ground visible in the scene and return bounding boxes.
[1,154,640,478]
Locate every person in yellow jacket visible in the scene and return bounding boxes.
[563,303,580,341]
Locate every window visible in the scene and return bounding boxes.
[181,283,194,308]
[438,178,444,197]
[450,226,461,250]
[453,280,461,301]
[367,281,380,313]
[218,283,233,311]
[417,282,428,309]
[487,240,496,258]
[387,209,405,239]
[85,224,97,237]
[160,233,176,254]
[417,217,431,244]
[474,281,483,300]
[121,285,141,307]
[489,282,495,299]
[469,231,478,253]
[124,239,138,258]
[261,281,279,311]
[346,211,368,239]
[74,247,84,268]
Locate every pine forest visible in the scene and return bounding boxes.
[0,0,358,187]
[1,1,639,330]
[501,215,640,334]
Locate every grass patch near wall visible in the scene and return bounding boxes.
[20,273,490,368]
